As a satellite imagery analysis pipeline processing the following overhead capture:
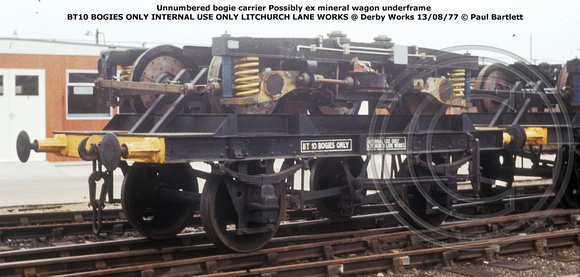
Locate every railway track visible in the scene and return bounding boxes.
[0,208,130,242]
[0,209,578,276]
[0,181,568,276]
[0,181,554,243]
[0,181,547,250]
[0,206,391,244]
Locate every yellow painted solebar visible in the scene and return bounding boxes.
[33,134,165,164]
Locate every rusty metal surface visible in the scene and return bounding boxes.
[95,78,193,95]
[475,64,510,113]
[135,55,185,110]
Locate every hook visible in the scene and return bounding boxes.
[78,136,99,161]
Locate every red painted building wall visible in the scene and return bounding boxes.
[0,53,110,161]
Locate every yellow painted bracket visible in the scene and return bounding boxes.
[33,133,165,164]
[34,134,70,156]
[478,126,548,147]
[523,127,548,146]
[122,138,165,163]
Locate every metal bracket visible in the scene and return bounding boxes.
[221,162,304,186]
[470,136,481,198]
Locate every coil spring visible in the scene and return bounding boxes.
[233,57,260,97]
[120,66,132,81]
[447,69,466,95]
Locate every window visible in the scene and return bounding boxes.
[0,75,3,96]
[67,70,111,118]
[15,75,39,96]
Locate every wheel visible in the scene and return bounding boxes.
[310,157,364,219]
[555,146,580,208]
[479,150,514,196]
[200,164,287,252]
[398,92,447,115]
[475,64,511,113]
[122,163,198,239]
[556,64,579,112]
[201,176,286,252]
[206,56,228,113]
[394,157,456,228]
[129,45,193,113]
[557,64,574,92]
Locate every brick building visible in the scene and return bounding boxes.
[0,38,133,161]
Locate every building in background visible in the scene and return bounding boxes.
[0,38,134,162]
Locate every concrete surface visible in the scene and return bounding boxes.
[0,161,123,207]
[0,161,217,208]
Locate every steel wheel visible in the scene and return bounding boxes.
[394,157,455,228]
[555,147,580,208]
[129,45,190,113]
[398,92,447,115]
[206,56,228,113]
[122,163,198,239]
[201,175,286,252]
[556,64,579,112]
[310,157,364,219]
[557,64,574,93]
[475,64,511,113]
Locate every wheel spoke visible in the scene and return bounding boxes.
[310,157,364,219]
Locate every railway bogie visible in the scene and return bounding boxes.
[15,32,580,252]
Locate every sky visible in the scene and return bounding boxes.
[2,0,579,65]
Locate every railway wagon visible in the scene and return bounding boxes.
[16,32,580,252]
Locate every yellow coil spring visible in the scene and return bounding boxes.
[120,66,132,81]
[233,57,260,97]
[447,69,466,95]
